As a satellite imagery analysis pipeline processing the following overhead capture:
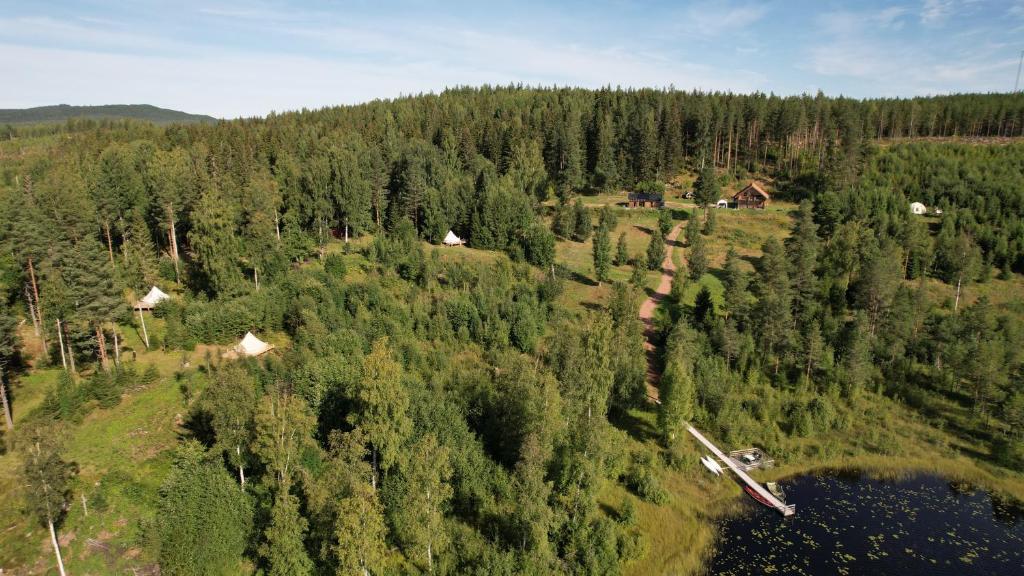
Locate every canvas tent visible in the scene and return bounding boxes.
[443,230,465,246]
[715,199,729,209]
[135,286,170,310]
[910,202,927,215]
[223,331,275,358]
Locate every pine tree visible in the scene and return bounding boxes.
[646,228,666,271]
[592,223,612,284]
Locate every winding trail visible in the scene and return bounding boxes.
[638,221,685,404]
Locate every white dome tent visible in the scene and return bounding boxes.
[134,286,170,310]
[223,331,275,358]
[442,230,465,246]
[910,202,927,215]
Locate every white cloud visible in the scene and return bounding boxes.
[921,0,955,25]
[0,34,767,118]
[682,2,770,37]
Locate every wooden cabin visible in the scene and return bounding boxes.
[733,182,770,209]
[627,192,664,208]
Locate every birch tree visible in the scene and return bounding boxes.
[21,429,76,576]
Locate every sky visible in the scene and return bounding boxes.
[1,0,1022,119]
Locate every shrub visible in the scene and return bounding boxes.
[622,452,668,504]
[323,253,347,278]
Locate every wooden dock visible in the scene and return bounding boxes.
[687,424,795,516]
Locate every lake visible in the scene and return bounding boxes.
[706,471,1024,576]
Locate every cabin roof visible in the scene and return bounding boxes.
[733,182,770,200]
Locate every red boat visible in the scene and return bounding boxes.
[743,484,775,508]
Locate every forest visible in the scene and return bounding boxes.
[0,86,1023,575]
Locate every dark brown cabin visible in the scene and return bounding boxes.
[732,182,770,209]
[627,192,664,208]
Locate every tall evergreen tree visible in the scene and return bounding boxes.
[646,228,666,271]
[593,222,612,284]
[615,232,629,266]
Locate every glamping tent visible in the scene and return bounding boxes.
[135,286,170,310]
[715,199,729,209]
[225,332,275,358]
[910,202,927,215]
[443,230,465,246]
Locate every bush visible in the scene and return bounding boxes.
[323,253,347,278]
[622,452,668,504]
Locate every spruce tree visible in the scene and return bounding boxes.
[693,166,720,214]
[0,302,17,430]
[572,199,592,242]
[688,233,708,280]
[684,211,701,246]
[593,223,612,284]
[260,487,313,576]
[657,209,673,235]
[703,205,717,235]
[189,183,243,296]
[722,247,750,321]
[630,261,646,289]
[646,228,666,271]
[615,232,629,266]
[158,441,254,576]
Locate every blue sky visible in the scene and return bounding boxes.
[1,1,1022,118]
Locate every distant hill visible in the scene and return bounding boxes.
[0,104,218,125]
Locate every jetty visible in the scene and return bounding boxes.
[687,424,795,516]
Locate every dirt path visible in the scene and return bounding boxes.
[638,222,685,404]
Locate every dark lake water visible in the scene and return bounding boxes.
[706,471,1024,576]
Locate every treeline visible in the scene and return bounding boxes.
[1,89,1022,366]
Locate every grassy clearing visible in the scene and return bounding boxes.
[0,316,229,574]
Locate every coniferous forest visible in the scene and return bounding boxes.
[1,87,1023,575]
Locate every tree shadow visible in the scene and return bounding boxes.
[707,267,728,285]
[609,407,659,444]
[666,238,684,248]
[569,270,597,287]
[581,301,605,313]
[634,225,654,236]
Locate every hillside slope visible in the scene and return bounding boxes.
[0,104,217,125]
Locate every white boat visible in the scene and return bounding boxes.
[700,455,722,476]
